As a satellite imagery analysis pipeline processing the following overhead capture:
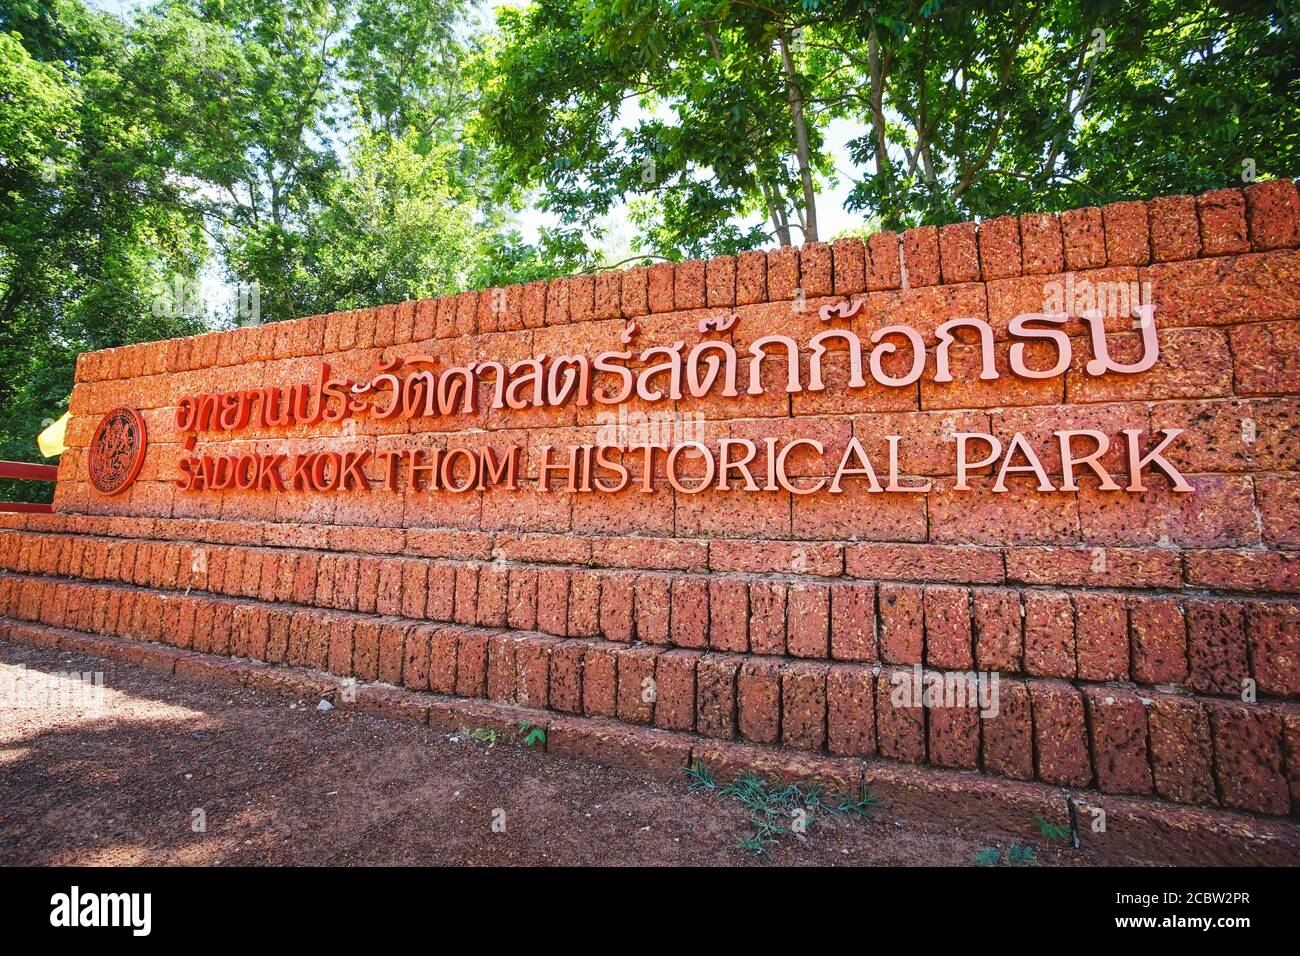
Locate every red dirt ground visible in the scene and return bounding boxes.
[0,639,1094,866]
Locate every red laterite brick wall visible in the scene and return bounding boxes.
[3,180,1299,821]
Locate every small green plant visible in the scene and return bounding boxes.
[684,763,876,855]
[517,720,546,747]
[685,760,716,791]
[974,843,1037,867]
[1035,814,1071,842]
[467,727,500,745]
[1007,843,1037,865]
[974,846,1001,867]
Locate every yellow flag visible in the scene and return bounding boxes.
[38,410,69,458]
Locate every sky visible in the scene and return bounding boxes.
[84,0,870,312]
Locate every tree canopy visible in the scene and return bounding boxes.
[478,0,1299,251]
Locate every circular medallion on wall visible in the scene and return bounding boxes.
[88,406,148,496]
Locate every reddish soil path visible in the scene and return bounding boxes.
[0,640,1092,866]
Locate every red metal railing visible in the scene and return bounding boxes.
[0,461,58,514]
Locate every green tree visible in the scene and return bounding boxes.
[476,0,841,258]
[132,0,549,320]
[479,0,1300,254]
[127,0,352,323]
[292,128,479,308]
[0,0,522,500]
[818,0,1300,227]
[0,0,208,500]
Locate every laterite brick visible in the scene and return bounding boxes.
[1244,178,1300,250]
[454,630,489,698]
[506,567,538,631]
[1186,599,1250,695]
[653,650,699,732]
[670,576,709,649]
[695,653,739,740]
[1147,695,1217,806]
[1082,687,1153,796]
[981,680,1033,780]
[747,581,787,655]
[598,571,635,642]
[582,643,618,717]
[708,577,748,653]
[549,640,587,713]
[923,585,972,670]
[827,664,875,757]
[1130,596,1188,685]
[1246,603,1300,696]
[567,569,602,637]
[878,584,923,665]
[487,633,523,702]
[635,574,671,646]
[927,685,981,771]
[516,636,556,709]
[875,666,927,764]
[786,582,829,659]
[737,657,782,745]
[1073,592,1129,682]
[973,589,1022,672]
[1023,590,1075,679]
[536,567,568,636]
[829,582,875,662]
[781,662,828,752]
[1206,701,1289,815]
[1029,681,1092,787]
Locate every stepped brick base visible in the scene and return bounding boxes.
[4,617,1297,865]
[2,523,1298,823]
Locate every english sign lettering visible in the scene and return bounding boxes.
[166,302,1187,499]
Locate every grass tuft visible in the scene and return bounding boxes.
[685,762,876,855]
[516,720,546,747]
[974,842,1037,867]
[1034,813,1071,842]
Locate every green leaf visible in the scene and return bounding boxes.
[974,847,1001,867]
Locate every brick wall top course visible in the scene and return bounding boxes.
[71,181,1300,385]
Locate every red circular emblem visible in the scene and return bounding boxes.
[88,406,148,496]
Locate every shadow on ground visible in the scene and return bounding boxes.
[0,640,1092,866]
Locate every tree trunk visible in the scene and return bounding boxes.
[778,31,818,243]
[761,180,792,246]
[867,28,890,179]
[773,206,791,246]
